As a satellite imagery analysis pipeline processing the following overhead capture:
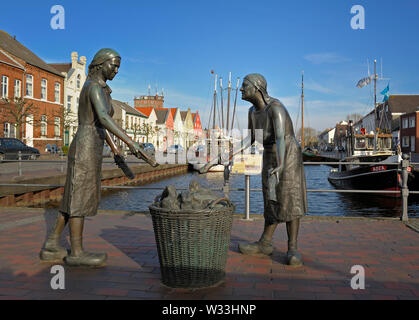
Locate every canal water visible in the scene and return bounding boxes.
[99,165,419,218]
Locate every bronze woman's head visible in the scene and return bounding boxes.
[88,48,121,80]
[241,73,270,104]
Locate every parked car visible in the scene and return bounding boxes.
[0,138,40,161]
[167,144,184,154]
[140,143,155,157]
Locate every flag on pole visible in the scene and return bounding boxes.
[356,75,373,88]
[381,84,390,102]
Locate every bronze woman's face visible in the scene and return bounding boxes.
[102,57,121,81]
[240,79,257,102]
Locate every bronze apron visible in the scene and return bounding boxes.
[60,80,112,217]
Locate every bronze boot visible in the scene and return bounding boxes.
[39,234,68,262]
[287,241,303,266]
[64,236,107,267]
[238,239,274,256]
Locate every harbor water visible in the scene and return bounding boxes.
[99,165,419,218]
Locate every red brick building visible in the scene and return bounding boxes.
[134,94,164,109]
[0,30,64,152]
[400,111,419,154]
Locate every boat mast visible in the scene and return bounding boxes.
[220,77,224,130]
[226,72,231,132]
[374,59,378,129]
[231,77,240,131]
[212,74,218,130]
[301,71,304,149]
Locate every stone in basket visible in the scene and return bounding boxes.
[149,180,235,288]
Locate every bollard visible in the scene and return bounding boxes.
[244,175,251,220]
[18,151,22,176]
[401,154,409,222]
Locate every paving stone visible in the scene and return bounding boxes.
[0,208,418,300]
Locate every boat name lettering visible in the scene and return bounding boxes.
[371,165,387,172]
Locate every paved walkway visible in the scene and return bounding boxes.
[0,208,418,300]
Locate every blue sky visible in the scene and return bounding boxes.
[2,0,419,131]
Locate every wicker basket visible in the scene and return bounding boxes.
[149,198,235,288]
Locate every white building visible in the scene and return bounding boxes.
[318,127,336,149]
[171,108,184,146]
[49,52,87,146]
[112,99,147,143]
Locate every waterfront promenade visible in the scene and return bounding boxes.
[0,207,418,300]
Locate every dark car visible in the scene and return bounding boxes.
[0,138,40,161]
[140,142,155,157]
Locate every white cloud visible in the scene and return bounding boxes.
[305,80,333,94]
[304,53,351,65]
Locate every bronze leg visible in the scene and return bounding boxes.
[65,216,107,267]
[238,221,277,256]
[69,217,84,256]
[286,218,303,266]
[39,212,69,261]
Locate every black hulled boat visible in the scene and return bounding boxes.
[327,131,413,198]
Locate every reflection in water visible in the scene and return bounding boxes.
[99,165,419,218]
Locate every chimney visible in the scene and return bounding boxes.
[79,56,87,65]
[71,52,78,67]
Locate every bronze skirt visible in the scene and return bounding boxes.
[262,136,308,224]
[59,124,105,217]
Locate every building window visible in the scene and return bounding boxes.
[41,79,47,100]
[41,115,47,136]
[402,136,409,148]
[3,123,9,137]
[1,75,9,98]
[14,79,21,99]
[409,116,416,128]
[26,74,33,97]
[55,83,61,103]
[402,118,408,129]
[54,117,60,137]
[67,95,72,112]
[411,136,415,152]
[77,74,81,89]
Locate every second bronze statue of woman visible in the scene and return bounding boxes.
[40,48,158,267]
[238,74,308,266]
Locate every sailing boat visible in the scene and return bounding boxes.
[299,71,339,163]
[192,72,240,173]
[327,59,412,197]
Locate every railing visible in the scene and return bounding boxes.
[0,154,415,222]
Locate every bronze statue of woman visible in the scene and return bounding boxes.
[40,48,157,267]
[237,74,308,266]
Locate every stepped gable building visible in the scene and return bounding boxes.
[191,111,203,139]
[0,30,64,152]
[49,52,87,146]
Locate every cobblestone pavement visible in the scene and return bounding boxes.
[0,208,418,300]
